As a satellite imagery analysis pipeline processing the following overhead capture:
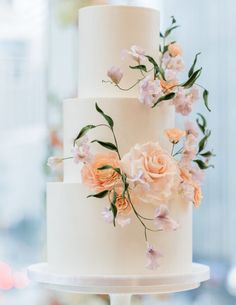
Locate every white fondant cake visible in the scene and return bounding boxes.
[47,5,193,276]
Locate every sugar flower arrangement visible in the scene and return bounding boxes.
[48,17,214,270]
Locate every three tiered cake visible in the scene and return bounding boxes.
[47,5,213,276]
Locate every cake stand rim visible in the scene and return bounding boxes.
[27,262,210,293]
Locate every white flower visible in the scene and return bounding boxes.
[47,156,63,169]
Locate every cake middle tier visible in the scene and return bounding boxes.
[63,98,175,182]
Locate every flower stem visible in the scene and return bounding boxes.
[115,79,142,91]
[173,146,184,157]
[111,128,121,160]
[63,157,73,161]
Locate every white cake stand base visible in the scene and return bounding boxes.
[28,263,209,305]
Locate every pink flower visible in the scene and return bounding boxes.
[190,165,205,184]
[121,45,146,63]
[168,43,183,57]
[72,135,91,164]
[102,207,113,224]
[47,156,63,169]
[189,85,199,102]
[154,204,179,231]
[146,244,162,270]
[107,66,123,84]
[181,134,197,164]
[179,165,203,206]
[117,216,131,228]
[139,75,163,107]
[162,52,184,72]
[120,142,180,204]
[172,88,194,115]
[185,120,199,138]
[165,69,178,81]
[81,152,120,192]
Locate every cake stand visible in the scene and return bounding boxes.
[28,262,209,305]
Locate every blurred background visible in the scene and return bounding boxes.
[0,0,234,304]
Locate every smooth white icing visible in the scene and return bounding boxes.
[46,5,193,277]
[63,98,175,182]
[78,5,160,98]
[47,182,192,276]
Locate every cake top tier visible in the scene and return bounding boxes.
[78,5,160,98]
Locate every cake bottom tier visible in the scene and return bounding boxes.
[47,182,192,276]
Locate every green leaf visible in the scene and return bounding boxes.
[193,159,214,170]
[163,45,168,54]
[160,32,164,38]
[200,151,215,158]
[196,113,207,134]
[188,52,201,77]
[87,190,109,198]
[91,140,117,151]
[171,16,176,24]
[145,55,161,78]
[181,68,202,89]
[121,174,129,198]
[97,165,113,170]
[111,191,117,226]
[74,124,96,143]
[152,92,175,108]
[164,25,180,37]
[129,64,147,72]
[95,103,114,128]
[97,165,121,175]
[203,89,211,112]
[198,131,211,154]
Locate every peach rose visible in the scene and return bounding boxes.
[81,152,120,192]
[109,186,131,216]
[165,128,186,144]
[121,142,180,204]
[168,43,183,57]
[193,183,202,207]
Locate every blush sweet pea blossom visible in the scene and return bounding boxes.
[101,207,113,224]
[107,66,123,84]
[139,75,163,107]
[121,45,146,63]
[154,204,179,231]
[168,43,183,57]
[181,134,197,164]
[47,156,63,169]
[172,86,199,116]
[185,120,199,138]
[146,244,162,270]
[72,135,91,163]
[161,52,184,73]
